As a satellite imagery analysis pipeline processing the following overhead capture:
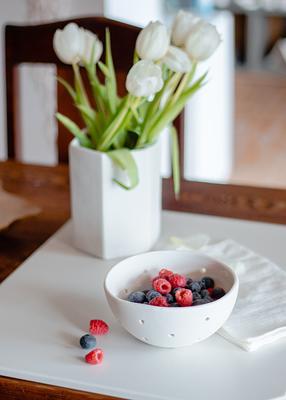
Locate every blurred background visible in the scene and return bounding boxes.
[1,0,286,189]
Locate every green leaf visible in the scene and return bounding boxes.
[55,112,92,148]
[170,124,180,199]
[97,96,130,151]
[147,72,207,143]
[75,104,99,144]
[57,77,76,100]
[76,104,97,121]
[98,61,110,78]
[107,148,139,190]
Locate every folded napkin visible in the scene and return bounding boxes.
[170,235,286,352]
[0,183,41,231]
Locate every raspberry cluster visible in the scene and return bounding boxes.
[127,268,226,307]
[79,319,109,365]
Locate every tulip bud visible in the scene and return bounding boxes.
[53,23,82,64]
[171,10,199,47]
[136,21,170,61]
[163,45,191,73]
[185,21,221,61]
[79,28,103,64]
[126,60,163,97]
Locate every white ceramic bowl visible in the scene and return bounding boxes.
[104,250,239,348]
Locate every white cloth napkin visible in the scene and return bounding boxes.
[170,235,286,352]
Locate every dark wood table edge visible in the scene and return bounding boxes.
[0,375,119,400]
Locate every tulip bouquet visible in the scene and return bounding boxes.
[54,11,220,195]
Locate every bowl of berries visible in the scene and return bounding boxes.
[104,250,239,348]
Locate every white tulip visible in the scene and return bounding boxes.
[136,21,170,61]
[185,21,221,61]
[126,60,163,97]
[79,28,103,64]
[163,45,191,73]
[171,10,199,47]
[53,23,83,64]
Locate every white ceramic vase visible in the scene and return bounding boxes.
[69,139,162,259]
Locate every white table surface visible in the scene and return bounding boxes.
[0,210,285,400]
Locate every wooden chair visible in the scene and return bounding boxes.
[5,17,286,224]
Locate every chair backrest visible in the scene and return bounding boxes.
[5,16,184,164]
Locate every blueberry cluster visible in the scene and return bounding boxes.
[127,268,226,308]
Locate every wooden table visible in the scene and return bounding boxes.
[1,160,286,400]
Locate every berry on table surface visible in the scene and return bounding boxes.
[201,276,215,289]
[211,287,226,300]
[146,290,161,302]
[168,274,187,289]
[85,349,104,365]
[189,281,201,293]
[89,319,109,335]
[152,278,172,295]
[159,268,174,280]
[80,334,97,349]
[127,291,147,304]
[149,296,169,307]
[175,288,193,307]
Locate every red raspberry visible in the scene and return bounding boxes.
[149,296,169,307]
[152,275,160,284]
[168,274,187,289]
[89,320,109,335]
[159,268,174,281]
[207,288,214,295]
[85,349,104,365]
[152,278,171,295]
[175,288,193,307]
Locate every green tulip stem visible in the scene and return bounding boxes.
[72,63,90,107]
[170,63,197,106]
[137,72,181,147]
[97,95,135,151]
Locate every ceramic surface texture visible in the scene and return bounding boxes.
[69,139,162,259]
[105,250,239,348]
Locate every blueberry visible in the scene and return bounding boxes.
[186,278,193,287]
[189,281,201,292]
[172,287,180,296]
[143,290,150,295]
[200,289,209,298]
[80,334,96,349]
[169,302,180,307]
[166,293,174,304]
[199,280,206,290]
[146,290,161,302]
[212,287,226,300]
[201,276,215,289]
[192,291,202,301]
[128,291,147,303]
[192,298,211,306]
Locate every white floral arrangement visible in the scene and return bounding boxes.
[53,10,220,195]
